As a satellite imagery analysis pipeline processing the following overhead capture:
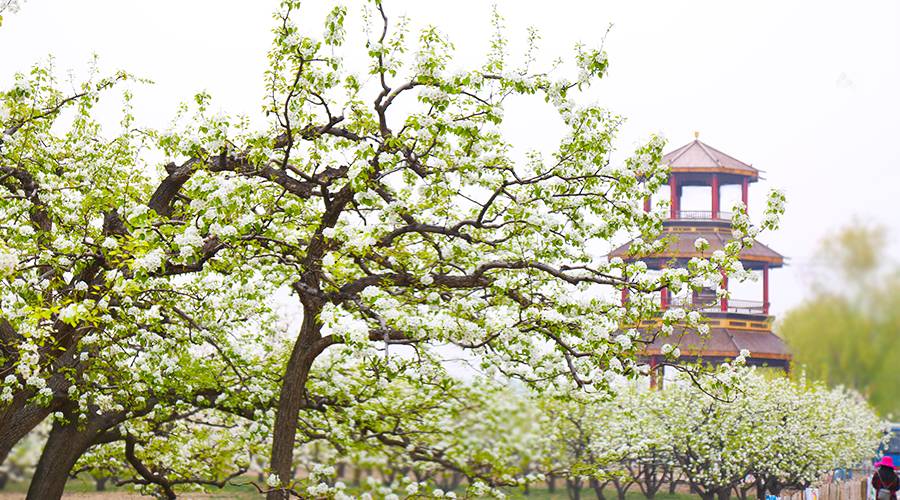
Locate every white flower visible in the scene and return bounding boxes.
[58,304,80,324]
[687,311,701,325]
[420,274,434,285]
[406,483,419,495]
[285,31,302,48]
[694,237,709,251]
[101,237,118,249]
[0,251,17,276]
[134,248,166,272]
[74,281,88,292]
[174,226,204,257]
[266,473,280,487]
[671,347,681,358]
[322,227,336,238]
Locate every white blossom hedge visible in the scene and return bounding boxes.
[0,1,789,498]
[537,367,886,500]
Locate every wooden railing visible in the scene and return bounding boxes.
[675,210,733,220]
[670,297,768,315]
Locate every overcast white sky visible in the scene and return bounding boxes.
[2,0,899,320]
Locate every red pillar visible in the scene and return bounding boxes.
[661,287,669,310]
[741,177,749,207]
[762,264,770,314]
[669,175,678,219]
[711,174,720,219]
[720,272,728,312]
[644,196,651,212]
[649,357,658,390]
[621,288,629,305]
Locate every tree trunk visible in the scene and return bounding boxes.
[567,478,583,500]
[26,419,97,500]
[590,478,607,500]
[26,405,129,500]
[267,310,323,500]
[548,474,557,493]
[668,471,681,495]
[95,476,108,491]
[613,480,631,500]
[755,477,767,500]
[450,472,462,491]
[717,486,732,500]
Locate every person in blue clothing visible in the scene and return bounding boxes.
[872,456,900,500]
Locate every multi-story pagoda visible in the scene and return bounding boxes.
[611,134,791,377]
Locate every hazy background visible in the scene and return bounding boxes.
[2,0,899,318]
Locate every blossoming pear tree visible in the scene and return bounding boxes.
[143,2,784,496]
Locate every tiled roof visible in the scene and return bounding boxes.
[609,227,784,267]
[664,139,758,177]
[641,327,790,360]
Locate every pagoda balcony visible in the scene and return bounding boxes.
[672,210,733,221]
[669,297,769,315]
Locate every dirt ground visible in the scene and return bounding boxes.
[0,495,148,500]
[0,493,245,499]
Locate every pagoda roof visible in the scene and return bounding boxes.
[641,326,790,362]
[609,227,784,269]
[664,138,759,178]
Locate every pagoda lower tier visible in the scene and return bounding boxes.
[636,313,791,370]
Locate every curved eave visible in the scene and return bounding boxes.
[609,228,785,269]
[632,252,784,269]
[642,354,790,370]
